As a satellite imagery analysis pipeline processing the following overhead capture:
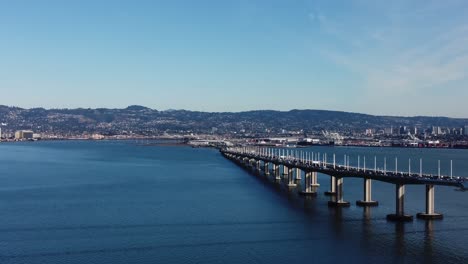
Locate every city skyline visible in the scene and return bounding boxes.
[1,1,468,117]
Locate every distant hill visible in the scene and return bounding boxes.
[0,105,466,135]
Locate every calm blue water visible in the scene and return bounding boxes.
[0,141,467,264]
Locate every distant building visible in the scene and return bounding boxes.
[384,127,393,135]
[91,134,104,140]
[15,130,34,140]
[465,125,468,136]
[432,126,443,135]
[399,126,407,135]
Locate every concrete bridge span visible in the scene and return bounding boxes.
[221,147,466,222]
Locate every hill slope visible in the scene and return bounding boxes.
[0,105,466,135]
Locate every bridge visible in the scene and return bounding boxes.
[221,147,467,222]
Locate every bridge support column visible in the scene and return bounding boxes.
[264,162,270,176]
[328,177,350,207]
[324,176,336,196]
[295,168,301,180]
[387,184,413,221]
[274,164,281,181]
[417,185,443,220]
[282,165,288,177]
[300,171,317,196]
[310,172,320,187]
[356,178,379,206]
[287,167,296,187]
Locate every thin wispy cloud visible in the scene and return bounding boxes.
[311,1,468,116]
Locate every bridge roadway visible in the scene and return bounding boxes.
[221,147,467,222]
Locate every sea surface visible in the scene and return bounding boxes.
[0,140,467,264]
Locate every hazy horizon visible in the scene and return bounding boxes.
[1,1,468,117]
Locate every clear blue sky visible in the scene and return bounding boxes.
[1,0,467,117]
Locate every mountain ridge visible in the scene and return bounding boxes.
[0,105,466,135]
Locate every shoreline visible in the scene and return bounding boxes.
[2,138,468,151]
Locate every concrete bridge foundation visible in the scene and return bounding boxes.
[356,178,379,206]
[282,165,288,177]
[295,168,302,180]
[324,176,336,196]
[273,164,281,181]
[287,167,296,187]
[417,185,443,220]
[387,184,413,221]
[300,172,317,196]
[310,172,320,187]
[264,162,270,176]
[328,177,350,207]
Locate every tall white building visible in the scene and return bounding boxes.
[432,126,443,135]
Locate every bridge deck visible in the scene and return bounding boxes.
[222,150,466,188]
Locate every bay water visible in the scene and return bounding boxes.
[0,141,467,263]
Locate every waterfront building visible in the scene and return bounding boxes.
[465,125,468,136]
[15,130,34,140]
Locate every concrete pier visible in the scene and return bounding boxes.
[387,184,413,221]
[310,172,320,187]
[356,178,379,206]
[282,165,288,177]
[273,164,281,181]
[324,176,336,196]
[300,171,317,196]
[328,177,350,207]
[417,185,443,220]
[264,162,270,175]
[295,168,302,180]
[287,167,296,187]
